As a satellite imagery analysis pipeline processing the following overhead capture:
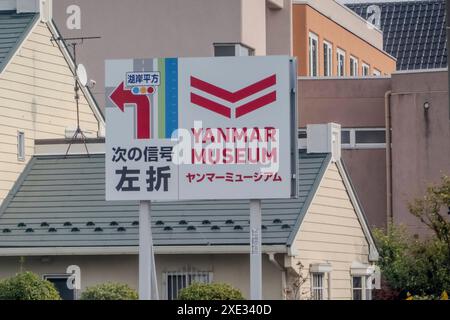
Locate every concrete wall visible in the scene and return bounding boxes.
[0,253,283,299]
[52,0,292,109]
[293,3,396,76]
[0,21,99,203]
[298,77,390,228]
[390,70,450,235]
[291,162,371,299]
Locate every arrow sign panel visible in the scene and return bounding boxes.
[109,81,151,139]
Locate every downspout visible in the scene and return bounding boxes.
[384,90,393,228]
[267,253,287,300]
[446,0,450,119]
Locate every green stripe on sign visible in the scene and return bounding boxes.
[158,58,166,138]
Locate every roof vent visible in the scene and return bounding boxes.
[187,226,196,231]
[234,225,243,230]
[94,227,103,232]
[155,220,164,226]
[132,221,139,226]
[3,228,11,233]
[211,225,220,230]
[48,228,57,233]
[282,224,290,229]
[25,228,34,233]
[86,221,95,226]
[273,219,282,224]
[179,220,188,225]
[163,226,173,231]
[63,222,72,227]
[40,222,49,227]
[225,219,234,225]
[110,221,119,226]
[71,227,80,232]
[202,220,211,225]
[18,223,26,227]
[117,227,126,232]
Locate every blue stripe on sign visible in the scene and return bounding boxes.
[165,58,178,138]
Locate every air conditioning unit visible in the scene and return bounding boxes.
[307,123,341,162]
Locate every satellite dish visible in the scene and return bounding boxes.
[76,63,88,86]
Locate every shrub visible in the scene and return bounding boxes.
[373,224,450,297]
[80,282,138,300]
[0,272,61,300]
[178,282,244,300]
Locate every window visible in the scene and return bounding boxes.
[309,32,319,76]
[362,63,370,76]
[43,275,76,300]
[373,68,381,76]
[350,56,358,76]
[311,273,324,300]
[337,49,346,76]
[323,41,333,76]
[17,131,25,161]
[214,43,254,57]
[341,128,386,149]
[352,276,373,300]
[165,271,212,300]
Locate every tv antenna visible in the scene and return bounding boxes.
[51,36,101,157]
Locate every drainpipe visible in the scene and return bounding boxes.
[446,0,450,119]
[267,253,287,300]
[384,90,393,228]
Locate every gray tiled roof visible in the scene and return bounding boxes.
[346,0,447,70]
[0,151,330,248]
[0,11,38,72]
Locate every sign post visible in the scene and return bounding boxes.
[138,201,158,300]
[250,199,262,300]
[105,56,297,300]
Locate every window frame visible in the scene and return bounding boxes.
[350,55,359,77]
[323,40,333,77]
[351,275,373,300]
[373,68,381,76]
[337,48,346,77]
[310,272,325,300]
[308,32,319,77]
[298,128,386,150]
[362,62,370,76]
[43,273,77,300]
[164,270,213,300]
[17,130,25,161]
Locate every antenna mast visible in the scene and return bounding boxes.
[51,36,101,157]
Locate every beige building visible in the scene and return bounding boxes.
[0,1,104,204]
[0,126,379,300]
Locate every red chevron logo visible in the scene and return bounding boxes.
[190,74,277,119]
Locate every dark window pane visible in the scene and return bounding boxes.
[214,45,235,57]
[46,277,75,300]
[353,289,363,300]
[341,131,350,144]
[355,130,386,144]
[298,131,307,139]
[353,276,362,288]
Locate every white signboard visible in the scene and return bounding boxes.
[105,56,297,201]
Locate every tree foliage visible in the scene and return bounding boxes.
[80,282,138,300]
[373,175,450,297]
[178,282,244,300]
[0,272,61,300]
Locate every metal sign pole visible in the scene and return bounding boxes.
[250,199,262,300]
[139,200,157,300]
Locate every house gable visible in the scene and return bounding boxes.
[0,15,102,203]
[289,160,375,299]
